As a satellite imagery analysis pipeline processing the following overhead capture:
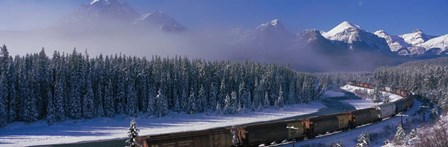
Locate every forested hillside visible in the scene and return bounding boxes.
[374,57,448,111]
[0,45,327,127]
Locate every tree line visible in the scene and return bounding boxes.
[0,45,327,126]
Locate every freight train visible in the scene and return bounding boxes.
[138,82,414,147]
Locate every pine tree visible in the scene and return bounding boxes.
[96,84,104,117]
[54,77,66,121]
[394,124,406,145]
[188,89,197,114]
[46,90,56,124]
[156,89,168,117]
[224,94,231,114]
[0,74,7,126]
[82,74,95,119]
[197,85,207,112]
[127,77,138,117]
[117,77,127,115]
[356,131,370,147]
[275,86,285,108]
[126,119,140,147]
[104,79,115,117]
[263,92,270,107]
[209,82,218,112]
[238,81,249,112]
[146,83,156,115]
[231,91,238,114]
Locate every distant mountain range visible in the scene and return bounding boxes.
[61,0,185,32]
[2,0,447,72]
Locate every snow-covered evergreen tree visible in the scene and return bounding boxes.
[275,86,285,108]
[126,119,140,147]
[224,94,231,114]
[263,92,270,107]
[356,131,370,147]
[230,91,238,114]
[197,85,207,112]
[46,90,56,124]
[155,89,168,117]
[127,77,138,117]
[104,79,115,117]
[209,82,218,112]
[0,74,8,126]
[54,77,66,121]
[82,73,95,119]
[188,89,197,114]
[394,124,406,145]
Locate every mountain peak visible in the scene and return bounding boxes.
[270,19,281,26]
[400,29,436,45]
[258,19,284,29]
[413,29,423,33]
[324,21,361,39]
[134,10,186,32]
[90,0,124,5]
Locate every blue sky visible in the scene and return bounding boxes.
[1,0,447,35]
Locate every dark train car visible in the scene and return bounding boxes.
[243,121,291,146]
[405,97,414,109]
[140,127,232,147]
[395,99,408,113]
[351,108,379,126]
[336,113,353,130]
[308,113,340,136]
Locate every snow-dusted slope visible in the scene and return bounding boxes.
[399,29,436,46]
[374,30,411,52]
[323,21,361,43]
[323,21,390,53]
[134,11,186,32]
[232,19,294,50]
[418,34,448,54]
[69,0,138,23]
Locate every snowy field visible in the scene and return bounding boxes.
[0,102,324,146]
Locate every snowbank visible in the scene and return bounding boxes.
[0,103,324,146]
[341,84,403,103]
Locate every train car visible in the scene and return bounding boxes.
[351,108,379,126]
[375,103,397,119]
[242,121,292,146]
[140,127,232,147]
[336,113,353,130]
[395,99,408,113]
[286,121,306,140]
[405,97,414,109]
[307,113,340,137]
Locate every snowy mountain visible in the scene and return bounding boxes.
[419,34,448,55]
[399,29,436,46]
[323,21,391,54]
[134,11,186,32]
[374,30,411,52]
[232,19,294,50]
[67,0,138,24]
[62,0,186,32]
[293,29,348,54]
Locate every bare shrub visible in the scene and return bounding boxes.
[413,117,448,147]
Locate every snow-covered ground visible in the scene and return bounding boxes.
[0,102,324,146]
[341,84,403,103]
